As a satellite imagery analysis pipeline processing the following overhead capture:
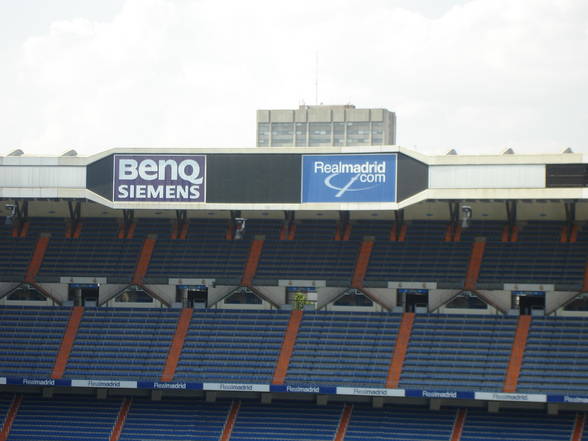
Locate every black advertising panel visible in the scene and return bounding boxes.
[546,164,588,187]
[86,151,426,204]
[397,154,428,201]
[86,154,114,200]
[207,154,301,203]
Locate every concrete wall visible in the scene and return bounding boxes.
[252,286,285,307]
[325,303,384,313]
[363,288,395,310]
[0,282,20,298]
[315,287,347,309]
[207,285,238,306]
[97,284,129,305]
[429,164,545,189]
[477,290,511,313]
[0,296,53,307]
[0,166,85,189]
[3,277,588,318]
[429,289,459,311]
[144,284,176,306]
[219,299,272,310]
[546,291,580,314]
[107,298,164,308]
[38,282,69,304]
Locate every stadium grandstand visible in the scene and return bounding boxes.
[1,145,588,440]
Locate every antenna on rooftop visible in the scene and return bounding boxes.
[315,51,319,105]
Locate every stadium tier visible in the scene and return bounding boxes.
[0,395,584,441]
[460,409,576,441]
[286,311,401,387]
[2,217,588,290]
[5,395,120,441]
[365,220,473,286]
[146,219,251,284]
[518,316,588,394]
[399,314,517,391]
[0,231,35,283]
[0,394,11,426]
[64,307,180,380]
[0,306,71,377]
[173,309,290,383]
[119,398,229,441]
[230,401,343,441]
[478,221,588,290]
[3,147,588,440]
[38,218,141,283]
[345,405,456,441]
[3,304,588,398]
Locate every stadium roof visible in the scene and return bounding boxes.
[1,146,587,220]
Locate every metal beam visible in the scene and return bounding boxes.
[448,201,459,225]
[506,201,517,226]
[564,201,576,226]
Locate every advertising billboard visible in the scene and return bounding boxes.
[301,154,397,203]
[206,154,301,203]
[113,154,206,202]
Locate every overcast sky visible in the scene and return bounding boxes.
[1,0,587,156]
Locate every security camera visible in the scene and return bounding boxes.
[4,204,16,216]
[234,217,247,240]
[461,205,472,228]
[4,204,16,225]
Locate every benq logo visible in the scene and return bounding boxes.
[302,154,396,203]
[114,155,206,202]
[119,159,203,184]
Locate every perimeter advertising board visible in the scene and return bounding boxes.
[113,154,206,202]
[302,154,397,203]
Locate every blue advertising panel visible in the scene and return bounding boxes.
[113,154,206,202]
[6,377,72,387]
[302,154,397,203]
[548,395,588,403]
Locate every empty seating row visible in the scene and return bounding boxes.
[366,241,471,286]
[119,398,228,441]
[0,306,71,377]
[146,239,250,283]
[1,395,582,441]
[478,242,588,288]
[287,311,400,387]
[38,218,141,283]
[5,218,577,243]
[0,223,35,282]
[174,309,291,383]
[345,405,455,441]
[0,393,12,428]
[400,314,517,391]
[461,409,575,441]
[254,240,358,284]
[518,316,588,394]
[231,401,342,441]
[6,306,588,395]
[4,218,588,288]
[64,307,180,380]
[6,395,120,441]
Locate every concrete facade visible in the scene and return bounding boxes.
[256,104,396,147]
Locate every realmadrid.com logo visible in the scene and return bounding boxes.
[314,160,388,197]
